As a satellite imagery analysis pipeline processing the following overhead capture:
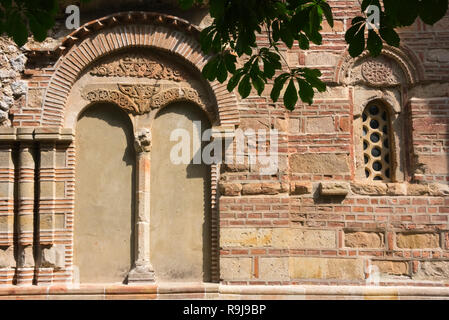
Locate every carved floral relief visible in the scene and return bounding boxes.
[90,54,184,81]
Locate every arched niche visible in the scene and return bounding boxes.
[150,101,212,282]
[74,103,136,283]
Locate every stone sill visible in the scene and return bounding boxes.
[1,283,449,299]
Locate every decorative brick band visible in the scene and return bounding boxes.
[40,12,240,127]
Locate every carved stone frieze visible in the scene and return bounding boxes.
[83,85,206,115]
[361,59,398,86]
[90,54,184,81]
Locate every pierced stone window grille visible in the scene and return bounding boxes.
[362,103,392,181]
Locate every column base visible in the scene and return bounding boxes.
[127,265,156,284]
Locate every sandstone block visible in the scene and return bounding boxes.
[290,153,349,174]
[345,232,384,248]
[219,182,242,196]
[397,233,440,249]
[220,228,272,248]
[319,182,349,196]
[259,257,289,281]
[351,182,387,195]
[289,257,364,280]
[272,229,336,249]
[306,116,335,133]
[290,182,313,195]
[242,182,281,195]
[372,260,409,276]
[414,261,449,280]
[39,244,65,269]
[0,246,14,268]
[386,183,407,196]
[220,257,252,280]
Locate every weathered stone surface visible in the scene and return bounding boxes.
[397,233,440,249]
[428,49,449,63]
[18,245,34,268]
[242,182,281,195]
[259,257,289,281]
[39,244,65,269]
[414,261,449,280]
[372,260,409,276]
[10,54,26,72]
[219,182,242,196]
[0,246,14,268]
[305,52,339,66]
[416,155,449,175]
[429,183,449,196]
[290,182,313,195]
[0,95,13,111]
[272,229,336,249]
[222,162,250,172]
[220,257,252,280]
[290,153,349,174]
[239,118,270,130]
[289,257,364,280]
[345,232,384,248]
[319,182,349,196]
[27,88,44,109]
[351,182,388,195]
[407,183,431,196]
[220,228,272,247]
[387,183,407,196]
[11,80,27,96]
[306,116,335,133]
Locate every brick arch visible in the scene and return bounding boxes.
[335,45,424,86]
[40,11,239,127]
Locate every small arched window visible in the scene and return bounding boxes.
[362,102,392,181]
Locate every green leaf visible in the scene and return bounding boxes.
[379,27,400,47]
[224,52,236,73]
[397,0,419,26]
[348,24,366,57]
[252,74,265,96]
[284,79,298,110]
[419,0,448,25]
[217,60,228,83]
[271,73,290,102]
[227,71,244,92]
[263,59,275,78]
[297,79,314,105]
[238,74,252,98]
[28,14,47,42]
[298,33,309,49]
[202,57,219,81]
[210,0,225,18]
[367,29,382,57]
[280,24,294,48]
[320,1,333,28]
[178,0,195,10]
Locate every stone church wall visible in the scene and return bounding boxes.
[0,0,448,296]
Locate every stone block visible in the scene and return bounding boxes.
[345,232,384,248]
[290,153,349,174]
[414,261,449,280]
[39,244,65,269]
[289,257,365,280]
[220,257,252,280]
[0,246,14,268]
[319,182,349,196]
[372,260,409,276]
[242,182,281,195]
[290,182,313,195]
[397,233,440,249]
[220,228,272,247]
[306,116,335,133]
[259,257,289,281]
[219,182,242,196]
[386,183,407,196]
[351,182,388,195]
[271,229,336,249]
[305,52,339,66]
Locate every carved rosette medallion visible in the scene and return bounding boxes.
[90,54,184,81]
[361,59,398,86]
